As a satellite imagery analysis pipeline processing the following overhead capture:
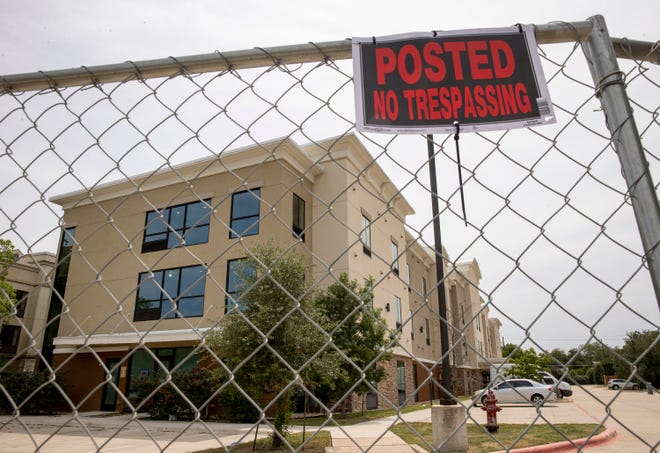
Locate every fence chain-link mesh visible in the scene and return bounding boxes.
[1,19,659,453]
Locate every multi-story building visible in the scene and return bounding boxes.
[446,259,503,395]
[1,250,56,372]
[46,133,501,412]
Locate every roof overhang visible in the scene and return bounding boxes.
[52,328,209,354]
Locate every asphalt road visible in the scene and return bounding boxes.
[0,385,657,452]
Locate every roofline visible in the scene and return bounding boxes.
[302,133,415,219]
[50,136,324,210]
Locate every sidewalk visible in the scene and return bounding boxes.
[322,415,427,453]
[0,386,655,452]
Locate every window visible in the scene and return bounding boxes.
[391,241,399,275]
[128,347,198,394]
[425,318,431,346]
[397,360,405,388]
[421,277,427,298]
[406,264,411,289]
[360,214,371,256]
[0,325,20,354]
[410,310,414,339]
[54,227,76,293]
[142,199,211,252]
[230,188,261,238]
[134,265,205,321]
[396,360,406,405]
[394,296,402,329]
[42,227,75,367]
[292,194,306,241]
[14,290,27,318]
[226,258,255,312]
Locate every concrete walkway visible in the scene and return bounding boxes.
[322,416,426,452]
[0,385,656,452]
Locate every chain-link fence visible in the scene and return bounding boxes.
[1,16,658,452]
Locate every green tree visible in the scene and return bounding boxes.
[314,273,393,413]
[206,244,339,449]
[561,342,616,384]
[544,347,571,378]
[0,239,18,323]
[615,330,660,387]
[501,342,518,358]
[507,347,551,381]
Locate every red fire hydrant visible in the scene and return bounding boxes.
[481,389,501,432]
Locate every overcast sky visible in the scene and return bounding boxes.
[1,0,658,353]
[1,0,657,74]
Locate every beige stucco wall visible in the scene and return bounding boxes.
[4,251,56,371]
[55,152,316,339]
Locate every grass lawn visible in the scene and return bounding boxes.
[391,422,606,452]
[197,430,331,453]
[290,400,470,427]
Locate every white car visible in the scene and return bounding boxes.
[607,379,640,390]
[474,379,557,407]
[540,371,573,398]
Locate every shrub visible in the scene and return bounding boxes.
[216,385,260,423]
[129,367,221,420]
[0,367,66,415]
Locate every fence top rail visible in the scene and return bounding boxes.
[0,18,657,94]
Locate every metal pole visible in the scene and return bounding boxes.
[582,15,660,310]
[427,134,455,405]
[1,23,658,94]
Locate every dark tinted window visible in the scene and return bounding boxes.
[230,189,260,238]
[14,290,28,318]
[142,199,211,252]
[134,265,205,321]
[0,325,20,354]
[292,194,305,241]
[226,258,255,312]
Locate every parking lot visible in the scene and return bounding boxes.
[456,384,659,451]
[0,385,657,452]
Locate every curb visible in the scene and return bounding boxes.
[493,427,618,453]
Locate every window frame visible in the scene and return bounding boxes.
[142,199,211,253]
[410,310,414,340]
[360,213,372,257]
[229,188,261,238]
[292,193,306,241]
[14,290,27,318]
[127,347,198,394]
[0,325,20,354]
[391,241,399,275]
[134,264,206,322]
[406,264,411,290]
[225,258,255,312]
[394,295,402,330]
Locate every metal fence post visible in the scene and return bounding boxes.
[582,14,660,309]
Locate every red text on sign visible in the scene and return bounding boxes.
[375,39,515,85]
[371,82,531,121]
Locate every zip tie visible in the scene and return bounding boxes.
[454,121,468,227]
